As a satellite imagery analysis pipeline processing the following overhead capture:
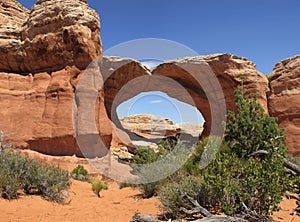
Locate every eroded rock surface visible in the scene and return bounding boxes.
[0,0,110,157]
[268,55,300,155]
[21,0,101,72]
[0,0,28,72]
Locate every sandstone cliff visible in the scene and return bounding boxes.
[268,55,300,155]
[0,0,111,157]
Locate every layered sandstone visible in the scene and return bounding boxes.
[152,54,269,137]
[268,55,300,155]
[21,0,101,72]
[0,0,28,72]
[0,0,111,157]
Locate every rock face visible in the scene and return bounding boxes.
[0,0,101,73]
[268,55,300,156]
[0,0,111,157]
[21,0,101,72]
[0,0,28,72]
[0,0,299,156]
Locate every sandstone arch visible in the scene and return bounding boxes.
[103,54,269,149]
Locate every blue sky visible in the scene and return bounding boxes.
[18,0,300,124]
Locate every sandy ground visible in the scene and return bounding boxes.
[0,150,299,222]
[272,198,300,222]
[0,182,299,222]
[0,180,160,222]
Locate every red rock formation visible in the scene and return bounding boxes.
[0,0,298,157]
[21,0,101,72]
[0,0,111,157]
[268,55,300,156]
[105,54,269,139]
[0,0,28,72]
[120,114,181,137]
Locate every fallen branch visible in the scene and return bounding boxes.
[283,159,300,175]
[239,201,276,222]
[130,213,161,222]
[178,189,212,217]
[130,213,248,222]
[284,191,300,200]
[192,216,247,221]
[247,150,300,175]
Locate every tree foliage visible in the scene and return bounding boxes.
[157,86,291,218]
[225,87,287,158]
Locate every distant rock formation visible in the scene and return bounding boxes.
[0,0,299,156]
[120,114,182,138]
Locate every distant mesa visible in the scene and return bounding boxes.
[119,114,203,139]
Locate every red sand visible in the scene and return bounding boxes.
[0,180,160,222]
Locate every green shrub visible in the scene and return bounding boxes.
[220,87,289,215]
[0,148,70,202]
[0,151,30,199]
[87,177,108,197]
[132,146,166,167]
[71,165,88,181]
[120,146,166,198]
[38,164,71,202]
[22,160,45,195]
[183,136,230,176]
[0,173,21,200]
[225,87,287,158]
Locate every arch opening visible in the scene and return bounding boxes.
[116,91,204,145]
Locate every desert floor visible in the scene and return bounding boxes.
[0,150,298,222]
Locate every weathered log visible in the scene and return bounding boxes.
[130,213,161,222]
[192,216,247,221]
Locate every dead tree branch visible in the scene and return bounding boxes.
[178,189,212,217]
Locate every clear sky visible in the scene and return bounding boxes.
[18,0,300,124]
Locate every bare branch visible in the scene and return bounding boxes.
[192,216,248,221]
[247,150,268,158]
[178,189,212,217]
[284,159,300,175]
